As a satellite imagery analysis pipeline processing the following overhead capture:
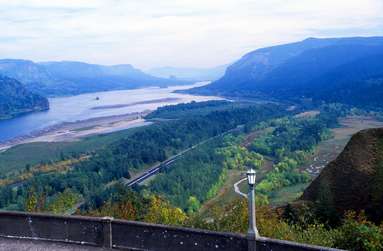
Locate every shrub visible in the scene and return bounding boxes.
[334,212,383,251]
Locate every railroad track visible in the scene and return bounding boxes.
[121,125,243,187]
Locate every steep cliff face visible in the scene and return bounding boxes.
[190,37,383,109]
[301,128,383,222]
[0,75,49,119]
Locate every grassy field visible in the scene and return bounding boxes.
[199,157,274,217]
[301,116,383,175]
[0,126,145,174]
[269,183,309,206]
[199,169,244,216]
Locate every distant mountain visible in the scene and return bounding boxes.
[0,75,49,119]
[40,61,191,95]
[147,65,227,81]
[301,128,383,223]
[0,60,190,96]
[0,59,55,92]
[189,37,383,109]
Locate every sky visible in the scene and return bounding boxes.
[0,0,382,69]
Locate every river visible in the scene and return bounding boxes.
[0,82,221,143]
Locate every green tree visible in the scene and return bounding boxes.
[187,196,201,214]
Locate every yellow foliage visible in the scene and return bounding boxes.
[143,196,188,226]
[86,201,137,220]
[0,155,89,186]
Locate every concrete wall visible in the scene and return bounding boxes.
[0,211,342,251]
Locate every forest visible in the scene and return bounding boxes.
[81,102,383,251]
[252,104,347,198]
[146,103,348,211]
[0,102,285,211]
[1,100,383,250]
[0,75,48,120]
[149,134,264,210]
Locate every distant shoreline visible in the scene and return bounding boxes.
[0,111,152,152]
[0,81,217,152]
[91,97,181,110]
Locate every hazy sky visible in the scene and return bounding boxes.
[1,0,382,69]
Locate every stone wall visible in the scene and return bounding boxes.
[0,211,342,250]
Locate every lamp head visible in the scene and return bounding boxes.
[246,168,256,186]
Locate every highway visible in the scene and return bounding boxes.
[121,125,243,187]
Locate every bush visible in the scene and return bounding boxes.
[334,212,383,251]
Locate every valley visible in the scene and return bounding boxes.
[1,93,383,250]
[2,1,383,249]
[2,98,380,215]
[1,35,383,251]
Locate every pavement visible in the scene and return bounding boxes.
[234,178,248,198]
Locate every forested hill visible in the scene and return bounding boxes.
[0,59,190,96]
[301,127,383,223]
[189,36,383,109]
[0,75,49,120]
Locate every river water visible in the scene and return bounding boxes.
[0,82,221,143]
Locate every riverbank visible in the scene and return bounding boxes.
[0,111,152,152]
[0,81,221,145]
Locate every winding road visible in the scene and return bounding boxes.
[233,178,247,198]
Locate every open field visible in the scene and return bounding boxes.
[303,115,383,176]
[294,110,320,118]
[269,183,310,206]
[199,169,244,216]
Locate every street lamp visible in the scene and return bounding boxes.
[246,168,259,251]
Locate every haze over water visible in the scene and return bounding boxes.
[0,82,221,143]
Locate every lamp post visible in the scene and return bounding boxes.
[246,168,259,251]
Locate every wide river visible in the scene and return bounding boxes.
[0,82,221,143]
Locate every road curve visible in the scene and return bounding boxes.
[234,178,247,198]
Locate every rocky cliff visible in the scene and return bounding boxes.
[301,128,383,222]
